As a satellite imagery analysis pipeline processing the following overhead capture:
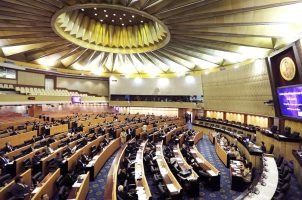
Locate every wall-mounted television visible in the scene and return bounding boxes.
[277,85,302,120]
[71,96,81,104]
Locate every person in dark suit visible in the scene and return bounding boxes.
[5,142,14,153]
[0,152,10,167]
[9,175,30,199]
[261,142,266,153]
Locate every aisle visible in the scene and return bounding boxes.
[196,135,241,200]
[86,152,117,200]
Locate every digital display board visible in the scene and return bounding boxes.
[71,96,81,104]
[277,85,302,119]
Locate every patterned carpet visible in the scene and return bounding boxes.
[86,151,117,200]
[196,135,242,200]
[85,126,302,200]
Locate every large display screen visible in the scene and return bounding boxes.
[277,85,302,119]
[71,96,81,104]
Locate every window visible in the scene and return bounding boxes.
[0,66,16,79]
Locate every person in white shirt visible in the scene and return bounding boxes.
[46,143,54,154]
[120,130,127,144]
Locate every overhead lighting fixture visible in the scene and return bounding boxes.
[119,17,122,20]
[113,13,116,16]
[122,23,124,26]
[129,20,132,22]
[94,7,97,10]
[104,9,107,12]
[94,13,97,16]
[100,19,103,22]
[123,14,126,16]
[81,9,84,11]
[132,15,135,18]
[105,14,108,17]
[112,20,115,22]
[141,20,143,23]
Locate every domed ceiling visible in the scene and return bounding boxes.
[0,0,302,77]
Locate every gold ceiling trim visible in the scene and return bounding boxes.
[51,4,170,54]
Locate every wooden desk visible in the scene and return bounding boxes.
[190,145,220,190]
[155,141,182,196]
[0,130,37,149]
[256,130,302,162]
[230,160,245,191]
[0,169,32,200]
[104,140,131,200]
[173,144,199,181]
[135,140,152,200]
[31,169,60,200]
[49,124,68,135]
[242,154,279,200]
[86,137,121,181]
[67,172,90,200]
[215,140,229,167]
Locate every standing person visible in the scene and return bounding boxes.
[120,129,127,144]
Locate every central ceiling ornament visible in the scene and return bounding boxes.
[51,4,170,54]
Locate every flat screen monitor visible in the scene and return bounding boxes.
[277,85,302,120]
[71,96,81,104]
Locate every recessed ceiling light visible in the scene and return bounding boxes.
[122,23,124,26]
[94,7,97,10]
[132,15,135,18]
[119,17,122,20]
[81,9,84,11]
[100,19,103,22]
[123,14,126,16]
[113,13,116,16]
[129,20,132,22]
[141,20,143,23]
[95,13,97,16]
[112,20,115,22]
[105,14,108,17]
[104,10,107,12]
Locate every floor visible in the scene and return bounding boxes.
[195,135,241,200]
[85,125,302,200]
[85,151,117,200]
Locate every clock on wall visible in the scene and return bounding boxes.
[280,57,296,81]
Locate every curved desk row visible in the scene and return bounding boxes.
[237,154,278,200]
[194,124,263,168]
[194,119,256,139]
[135,140,152,200]
[256,130,302,162]
[156,140,182,196]
[104,139,133,200]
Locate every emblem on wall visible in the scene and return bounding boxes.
[280,57,296,81]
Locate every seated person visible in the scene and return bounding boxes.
[5,142,14,153]
[45,144,54,155]
[0,152,13,171]
[32,152,42,165]
[9,175,30,199]
[260,142,266,153]
[242,163,252,183]
[117,185,136,200]
[41,193,50,200]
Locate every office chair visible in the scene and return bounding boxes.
[284,127,291,136]
[22,158,32,170]
[32,172,44,187]
[0,173,12,187]
[292,132,300,139]
[268,144,274,154]
[271,125,278,133]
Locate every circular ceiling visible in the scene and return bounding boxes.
[0,0,302,77]
[52,4,170,54]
